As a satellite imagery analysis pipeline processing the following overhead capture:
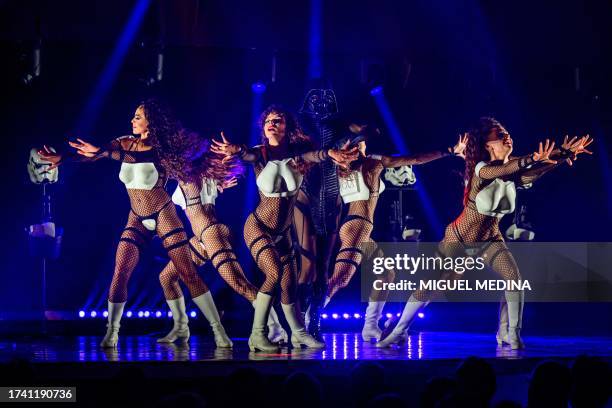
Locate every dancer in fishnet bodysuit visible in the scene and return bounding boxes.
[157,148,287,344]
[376,117,593,349]
[39,100,230,348]
[211,105,357,351]
[323,125,467,342]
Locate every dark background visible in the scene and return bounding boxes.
[1,0,610,329]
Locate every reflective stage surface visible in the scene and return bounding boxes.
[2,332,611,364]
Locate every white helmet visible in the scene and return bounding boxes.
[384,165,416,187]
[28,148,59,184]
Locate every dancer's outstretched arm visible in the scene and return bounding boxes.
[517,135,593,186]
[38,136,137,167]
[374,133,468,167]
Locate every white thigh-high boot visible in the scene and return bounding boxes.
[251,300,288,343]
[362,301,385,341]
[281,303,325,348]
[504,290,525,349]
[157,297,190,343]
[248,292,280,352]
[496,295,509,346]
[192,292,233,348]
[100,301,126,348]
[377,295,427,348]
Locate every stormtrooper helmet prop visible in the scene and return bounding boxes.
[384,165,416,187]
[28,147,59,184]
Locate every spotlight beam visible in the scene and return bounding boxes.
[371,90,444,236]
[308,0,323,79]
[75,0,151,135]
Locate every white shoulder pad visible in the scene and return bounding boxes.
[474,161,488,178]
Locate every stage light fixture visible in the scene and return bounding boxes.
[79,311,85,318]
[251,81,267,94]
[370,85,383,96]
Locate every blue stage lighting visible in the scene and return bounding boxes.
[144,311,150,318]
[251,82,266,94]
[90,311,97,318]
[137,311,144,318]
[126,311,133,318]
[370,86,383,96]
[332,313,339,319]
[354,313,361,319]
[418,312,425,318]
[321,313,328,319]
[79,311,85,318]
[167,311,172,318]
[190,311,197,318]
[103,311,108,318]
[155,311,162,318]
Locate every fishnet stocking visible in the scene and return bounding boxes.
[158,183,258,302]
[156,202,209,298]
[108,211,152,302]
[327,216,374,300]
[365,240,396,302]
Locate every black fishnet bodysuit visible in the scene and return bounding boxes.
[159,178,258,302]
[80,136,209,302]
[241,145,329,304]
[413,155,558,301]
[327,150,453,300]
[327,158,382,299]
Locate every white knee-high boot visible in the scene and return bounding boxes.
[504,290,525,349]
[496,295,509,346]
[100,301,126,348]
[157,297,190,343]
[192,292,233,348]
[281,303,325,348]
[251,300,287,343]
[377,295,427,348]
[248,292,280,352]
[362,301,385,341]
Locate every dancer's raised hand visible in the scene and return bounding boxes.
[328,140,358,169]
[451,132,468,158]
[37,145,62,169]
[211,132,240,157]
[68,138,100,157]
[533,139,556,164]
[561,135,593,166]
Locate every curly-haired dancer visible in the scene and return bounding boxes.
[377,118,593,349]
[39,100,231,348]
[157,148,287,345]
[211,105,356,351]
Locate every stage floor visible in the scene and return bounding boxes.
[3,331,611,364]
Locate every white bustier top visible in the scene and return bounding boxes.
[256,159,303,198]
[172,178,218,210]
[339,170,385,204]
[119,162,159,190]
[474,161,516,218]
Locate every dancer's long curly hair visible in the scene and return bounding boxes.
[258,105,314,174]
[140,99,241,183]
[463,117,504,205]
